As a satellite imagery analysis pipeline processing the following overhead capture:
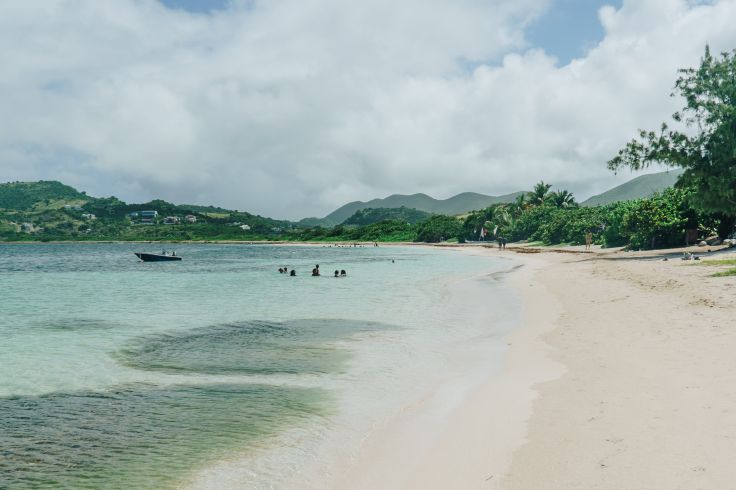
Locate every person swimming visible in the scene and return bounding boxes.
[290,269,296,276]
[334,270,339,277]
[340,269,346,277]
[312,265,320,276]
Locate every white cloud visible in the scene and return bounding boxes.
[0,0,734,218]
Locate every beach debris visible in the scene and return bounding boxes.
[682,252,694,261]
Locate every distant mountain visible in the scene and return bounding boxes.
[0,181,88,210]
[318,191,525,226]
[582,170,683,207]
[342,207,433,226]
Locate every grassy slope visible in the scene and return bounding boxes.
[582,170,683,207]
[0,181,88,210]
[341,207,432,226]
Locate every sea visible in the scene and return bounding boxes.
[0,243,521,489]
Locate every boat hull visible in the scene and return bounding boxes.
[134,253,182,262]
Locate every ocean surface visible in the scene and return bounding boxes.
[0,243,520,489]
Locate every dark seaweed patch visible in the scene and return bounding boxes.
[0,383,329,489]
[116,319,393,375]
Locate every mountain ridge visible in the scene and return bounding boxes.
[581,170,683,207]
[308,190,526,226]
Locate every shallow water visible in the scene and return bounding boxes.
[0,243,519,488]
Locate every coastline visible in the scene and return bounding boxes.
[502,246,736,488]
[261,247,566,490]
[272,242,736,489]
[323,250,566,489]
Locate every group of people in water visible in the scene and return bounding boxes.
[277,264,347,277]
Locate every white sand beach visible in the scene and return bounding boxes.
[313,244,736,489]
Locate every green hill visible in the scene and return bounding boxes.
[0,181,88,210]
[0,180,294,242]
[321,191,525,225]
[582,170,683,206]
[342,207,433,226]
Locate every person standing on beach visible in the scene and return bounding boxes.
[585,232,593,250]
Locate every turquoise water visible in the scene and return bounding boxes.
[0,243,518,489]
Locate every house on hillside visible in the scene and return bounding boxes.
[240,224,251,231]
[185,215,197,223]
[163,216,180,225]
[81,213,96,220]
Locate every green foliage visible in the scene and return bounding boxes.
[415,215,462,243]
[548,190,577,209]
[342,207,432,226]
[608,46,736,229]
[527,181,552,206]
[712,268,736,277]
[0,181,87,210]
[284,220,416,242]
[601,187,710,249]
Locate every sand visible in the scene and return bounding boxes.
[316,244,736,489]
[504,246,736,489]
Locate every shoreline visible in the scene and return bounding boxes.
[274,243,736,489]
[262,247,566,490]
[502,246,736,488]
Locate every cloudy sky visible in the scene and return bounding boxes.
[1,0,735,219]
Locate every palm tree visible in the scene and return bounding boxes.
[527,181,552,206]
[548,189,577,208]
[511,193,528,214]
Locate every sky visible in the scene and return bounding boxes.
[0,0,734,219]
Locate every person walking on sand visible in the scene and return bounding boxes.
[585,231,593,250]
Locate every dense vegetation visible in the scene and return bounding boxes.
[608,45,736,238]
[0,177,728,249]
[0,183,294,242]
[342,207,432,226]
[0,181,87,210]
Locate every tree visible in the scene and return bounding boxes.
[415,215,461,243]
[548,190,577,208]
[608,46,736,237]
[528,181,552,206]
